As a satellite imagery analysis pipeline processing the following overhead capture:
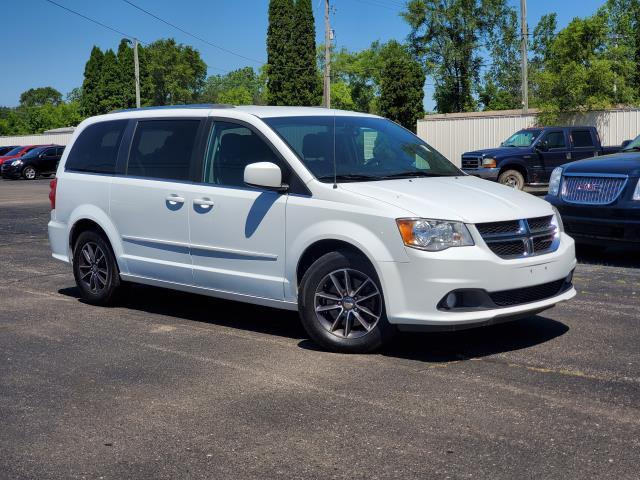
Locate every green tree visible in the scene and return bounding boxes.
[117,39,137,109]
[80,46,104,116]
[145,39,207,105]
[266,0,296,105]
[201,67,265,104]
[536,14,635,123]
[98,49,123,113]
[291,0,321,105]
[402,0,510,113]
[479,7,522,110]
[19,87,63,107]
[378,41,425,131]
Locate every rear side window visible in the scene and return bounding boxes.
[127,119,200,181]
[571,130,594,148]
[66,120,127,174]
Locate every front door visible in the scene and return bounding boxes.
[188,120,287,300]
[110,118,203,285]
[539,129,569,181]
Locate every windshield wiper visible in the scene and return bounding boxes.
[623,146,640,152]
[378,171,450,179]
[316,174,380,182]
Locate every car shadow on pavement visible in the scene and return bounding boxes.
[59,285,568,362]
[58,284,307,340]
[575,245,640,269]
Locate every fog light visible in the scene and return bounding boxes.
[444,292,457,309]
[566,271,574,284]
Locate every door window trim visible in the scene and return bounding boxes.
[197,117,311,196]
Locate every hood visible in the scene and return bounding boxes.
[464,146,530,158]
[340,175,552,224]
[563,152,640,176]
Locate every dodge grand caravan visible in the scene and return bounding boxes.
[48,105,577,353]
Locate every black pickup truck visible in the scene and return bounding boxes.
[461,126,624,190]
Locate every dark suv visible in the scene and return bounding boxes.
[1,145,64,180]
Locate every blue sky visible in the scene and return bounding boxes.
[2,0,607,109]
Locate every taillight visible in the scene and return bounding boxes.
[49,178,57,210]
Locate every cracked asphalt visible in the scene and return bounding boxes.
[1,180,639,479]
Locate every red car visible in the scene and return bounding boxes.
[0,145,43,165]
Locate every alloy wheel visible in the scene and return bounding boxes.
[78,242,108,293]
[314,268,382,339]
[23,166,36,180]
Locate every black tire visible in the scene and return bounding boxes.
[577,243,607,256]
[298,251,396,353]
[72,230,120,306]
[498,169,525,190]
[22,165,38,180]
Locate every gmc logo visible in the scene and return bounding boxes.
[576,182,601,193]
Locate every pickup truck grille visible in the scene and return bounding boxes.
[476,216,559,259]
[561,175,627,205]
[461,156,481,169]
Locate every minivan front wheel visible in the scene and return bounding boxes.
[299,251,395,353]
[73,230,120,305]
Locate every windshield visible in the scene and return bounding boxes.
[22,147,46,158]
[502,129,542,147]
[623,134,640,151]
[264,116,461,182]
[3,146,25,156]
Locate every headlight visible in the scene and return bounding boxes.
[481,157,497,168]
[633,179,640,201]
[11,159,22,166]
[396,218,474,251]
[548,167,563,196]
[551,206,564,233]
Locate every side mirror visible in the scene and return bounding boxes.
[536,140,549,152]
[244,162,288,192]
[621,139,632,149]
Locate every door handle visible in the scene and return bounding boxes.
[193,198,215,208]
[165,194,185,205]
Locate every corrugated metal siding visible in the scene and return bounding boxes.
[0,132,73,147]
[417,109,640,167]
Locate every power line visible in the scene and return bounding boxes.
[121,0,265,65]
[43,0,147,44]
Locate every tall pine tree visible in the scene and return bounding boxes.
[98,49,123,113]
[80,46,104,116]
[266,0,296,105]
[291,0,321,105]
[117,39,137,109]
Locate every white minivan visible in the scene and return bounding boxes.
[48,105,577,352]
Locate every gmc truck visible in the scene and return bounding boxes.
[461,126,625,189]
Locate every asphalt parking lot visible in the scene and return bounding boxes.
[1,179,639,479]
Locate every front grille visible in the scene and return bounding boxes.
[489,279,567,307]
[476,217,559,259]
[462,156,481,169]
[561,175,627,205]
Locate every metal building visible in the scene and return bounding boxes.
[0,126,75,147]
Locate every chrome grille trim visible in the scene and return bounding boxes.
[476,217,559,259]
[561,173,627,205]
[461,155,481,169]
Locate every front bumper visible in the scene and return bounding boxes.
[1,163,21,178]
[377,233,576,328]
[462,167,500,181]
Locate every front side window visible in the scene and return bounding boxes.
[66,120,127,174]
[502,129,542,147]
[203,121,281,187]
[264,116,460,182]
[571,129,594,148]
[544,131,566,149]
[127,119,200,181]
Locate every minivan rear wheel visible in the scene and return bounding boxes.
[73,230,120,306]
[299,251,396,353]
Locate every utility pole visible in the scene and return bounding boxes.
[323,0,331,108]
[520,0,529,114]
[133,38,141,109]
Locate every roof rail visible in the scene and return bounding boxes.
[112,104,235,113]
